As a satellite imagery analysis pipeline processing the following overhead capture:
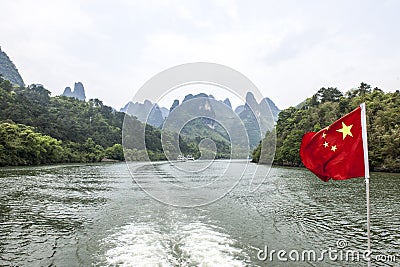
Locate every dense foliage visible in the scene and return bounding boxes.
[253,83,400,172]
[0,80,123,148]
[179,118,232,159]
[0,77,220,165]
[0,122,109,166]
[0,122,64,166]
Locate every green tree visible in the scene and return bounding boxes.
[315,87,343,103]
[105,144,124,161]
[253,82,400,172]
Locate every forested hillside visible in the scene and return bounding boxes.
[0,77,123,145]
[0,77,215,166]
[0,76,125,166]
[253,83,400,172]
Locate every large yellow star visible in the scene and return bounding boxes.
[336,122,353,140]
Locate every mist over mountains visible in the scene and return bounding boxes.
[121,92,280,148]
[120,100,168,128]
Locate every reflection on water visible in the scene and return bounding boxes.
[0,162,399,266]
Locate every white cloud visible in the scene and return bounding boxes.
[1,0,399,110]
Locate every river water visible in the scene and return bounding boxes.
[0,161,399,266]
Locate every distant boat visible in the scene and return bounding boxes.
[186,155,195,161]
[177,155,186,161]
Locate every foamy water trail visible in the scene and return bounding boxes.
[103,221,248,266]
[177,222,246,267]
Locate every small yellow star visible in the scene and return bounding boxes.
[322,132,327,138]
[323,141,329,148]
[331,145,337,152]
[336,122,353,140]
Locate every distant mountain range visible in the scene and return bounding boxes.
[121,92,280,148]
[234,96,280,121]
[0,47,24,87]
[0,46,280,148]
[120,100,168,128]
[62,82,86,101]
[0,47,88,102]
[237,92,279,147]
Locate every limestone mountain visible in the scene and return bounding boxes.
[122,92,280,149]
[235,97,280,122]
[169,99,180,113]
[181,93,216,127]
[62,82,86,101]
[0,47,24,87]
[234,105,245,114]
[120,100,165,128]
[160,107,169,118]
[165,92,281,148]
[222,98,232,109]
[262,97,280,121]
[238,92,280,147]
[165,93,235,157]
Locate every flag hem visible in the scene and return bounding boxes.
[360,103,370,178]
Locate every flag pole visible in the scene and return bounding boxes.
[360,103,371,266]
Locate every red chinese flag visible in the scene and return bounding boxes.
[300,105,366,182]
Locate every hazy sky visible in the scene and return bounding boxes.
[1,0,399,110]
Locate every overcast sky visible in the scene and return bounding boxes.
[1,0,399,110]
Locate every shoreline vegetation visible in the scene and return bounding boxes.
[252,83,400,173]
[1,76,399,173]
[0,76,226,167]
[0,75,125,167]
